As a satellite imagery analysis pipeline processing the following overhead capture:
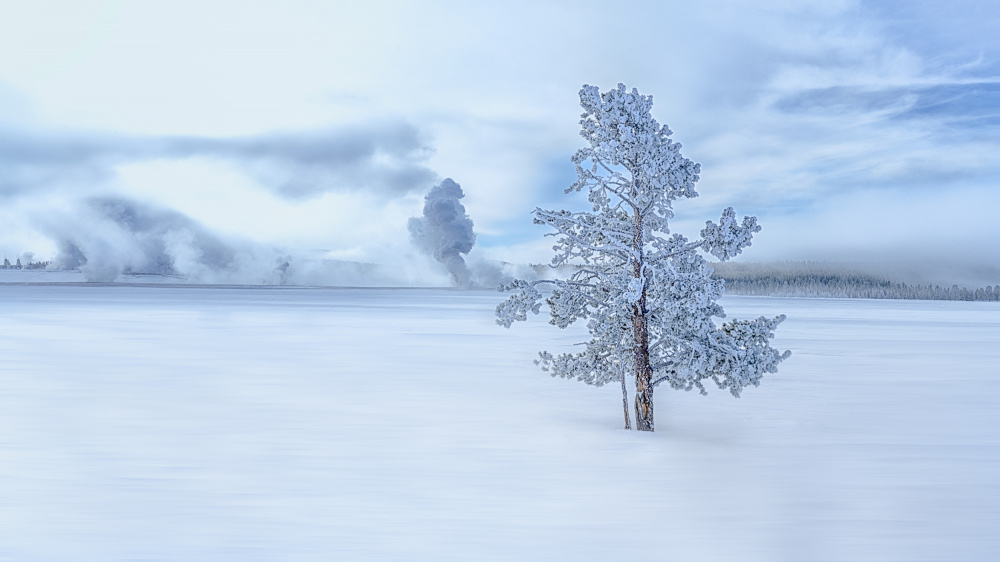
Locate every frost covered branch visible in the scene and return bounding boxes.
[497,83,789,431]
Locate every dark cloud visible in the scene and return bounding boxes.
[159,122,436,198]
[0,121,435,199]
[0,130,133,197]
[408,178,476,287]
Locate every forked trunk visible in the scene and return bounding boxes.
[633,300,654,431]
[632,204,654,432]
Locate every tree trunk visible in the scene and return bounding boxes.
[632,204,654,432]
[620,365,632,430]
[633,300,654,431]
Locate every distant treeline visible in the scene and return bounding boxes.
[711,262,1000,302]
[526,262,1000,302]
[1,258,50,270]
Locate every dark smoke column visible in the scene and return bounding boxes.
[408,178,476,287]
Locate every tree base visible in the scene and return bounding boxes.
[634,395,654,432]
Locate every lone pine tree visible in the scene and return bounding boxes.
[497,83,789,432]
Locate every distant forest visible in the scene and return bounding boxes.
[711,262,1000,302]
[1,257,50,270]
[4,255,998,301]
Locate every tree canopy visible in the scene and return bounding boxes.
[497,83,790,431]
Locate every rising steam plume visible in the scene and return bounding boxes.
[35,196,411,286]
[408,178,476,287]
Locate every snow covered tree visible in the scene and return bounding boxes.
[496,84,790,432]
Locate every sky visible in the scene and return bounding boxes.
[1,0,999,285]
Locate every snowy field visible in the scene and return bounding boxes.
[1,285,998,562]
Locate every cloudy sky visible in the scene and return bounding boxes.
[1,0,999,284]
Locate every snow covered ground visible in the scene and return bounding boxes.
[0,286,997,561]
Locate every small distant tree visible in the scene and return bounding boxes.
[497,84,790,432]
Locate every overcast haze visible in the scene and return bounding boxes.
[1,0,999,284]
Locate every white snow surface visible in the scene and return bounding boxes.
[1,286,998,561]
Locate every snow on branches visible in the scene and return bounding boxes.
[497,83,789,431]
[702,207,760,261]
